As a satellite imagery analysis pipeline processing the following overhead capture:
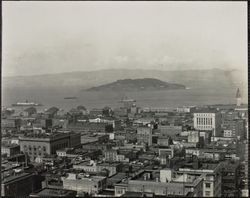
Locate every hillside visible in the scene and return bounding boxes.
[87,78,186,91]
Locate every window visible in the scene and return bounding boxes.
[205,183,211,188]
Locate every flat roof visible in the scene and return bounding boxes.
[20,132,69,140]
[2,172,33,184]
[33,188,76,197]
[1,143,19,148]
[193,109,218,113]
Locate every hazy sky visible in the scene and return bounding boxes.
[2,1,247,76]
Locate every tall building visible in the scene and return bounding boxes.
[104,149,117,162]
[137,127,152,146]
[236,88,242,107]
[222,119,245,139]
[193,109,222,137]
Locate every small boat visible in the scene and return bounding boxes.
[64,97,77,100]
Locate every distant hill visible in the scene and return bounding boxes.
[86,78,186,91]
[2,68,246,91]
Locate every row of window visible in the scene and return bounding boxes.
[23,145,47,152]
[196,118,213,126]
[51,142,68,153]
[28,151,44,156]
[195,113,215,116]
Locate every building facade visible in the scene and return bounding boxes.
[193,110,222,137]
[137,127,152,146]
[19,133,71,161]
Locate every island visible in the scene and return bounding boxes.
[86,78,186,91]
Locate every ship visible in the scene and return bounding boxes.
[12,100,43,107]
[64,97,77,100]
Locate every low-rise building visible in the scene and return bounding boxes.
[115,169,203,197]
[23,107,37,117]
[177,106,196,113]
[73,161,121,177]
[157,135,171,147]
[62,173,107,195]
[158,124,182,137]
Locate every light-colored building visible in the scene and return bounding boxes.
[89,117,119,128]
[177,106,196,113]
[223,130,233,138]
[62,173,106,195]
[193,109,221,137]
[115,169,203,197]
[73,161,121,177]
[188,131,200,143]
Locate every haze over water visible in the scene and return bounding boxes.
[2,86,244,112]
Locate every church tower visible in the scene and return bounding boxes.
[236,88,241,106]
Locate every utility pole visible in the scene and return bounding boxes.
[212,128,215,161]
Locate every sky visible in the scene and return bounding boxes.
[2,1,247,77]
